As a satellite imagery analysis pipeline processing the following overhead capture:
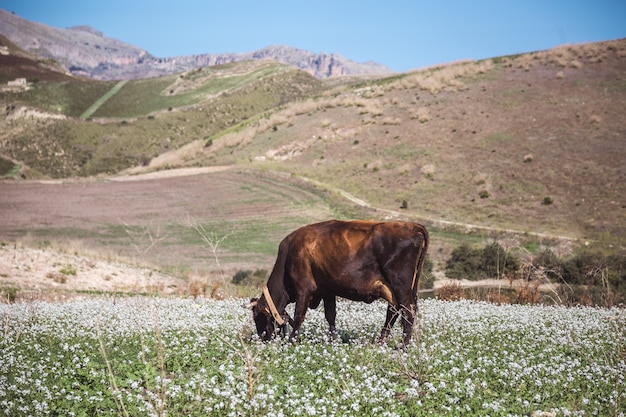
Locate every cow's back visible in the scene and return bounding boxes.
[283,220,427,299]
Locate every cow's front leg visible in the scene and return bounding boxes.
[378,304,400,344]
[323,296,337,339]
[289,295,310,342]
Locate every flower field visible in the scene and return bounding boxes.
[0,297,624,416]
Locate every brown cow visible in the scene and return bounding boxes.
[249,220,429,347]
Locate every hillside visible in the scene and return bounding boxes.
[0,35,72,83]
[0,9,393,80]
[0,37,625,247]
[0,58,329,177]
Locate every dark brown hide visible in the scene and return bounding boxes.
[252,220,429,346]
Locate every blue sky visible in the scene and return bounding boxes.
[2,0,625,72]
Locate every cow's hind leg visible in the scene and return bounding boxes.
[378,304,400,344]
[400,302,416,348]
[323,296,337,339]
[379,302,416,347]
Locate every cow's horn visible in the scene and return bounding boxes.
[245,300,258,308]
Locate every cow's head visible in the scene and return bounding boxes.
[248,297,276,340]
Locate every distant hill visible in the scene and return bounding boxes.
[1,12,624,243]
[0,9,394,80]
[0,34,75,84]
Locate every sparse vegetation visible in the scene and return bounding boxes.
[2,40,624,241]
[1,37,625,309]
[444,241,626,306]
[59,263,77,276]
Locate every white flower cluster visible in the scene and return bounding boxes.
[0,297,624,416]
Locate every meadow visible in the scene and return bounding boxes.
[1,297,623,416]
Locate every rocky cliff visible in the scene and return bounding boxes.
[0,9,394,80]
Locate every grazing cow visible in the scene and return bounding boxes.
[249,220,429,346]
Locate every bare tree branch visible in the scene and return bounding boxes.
[183,214,237,282]
[120,220,167,255]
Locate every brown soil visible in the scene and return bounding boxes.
[0,166,336,299]
[0,168,232,300]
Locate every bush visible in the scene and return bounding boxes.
[535,249,626,306]
[437,282,464,301]
[560,250,626,288]
[446,242,519,280]
[232,269,268,286]
[445,244,483,280]
[533,249,562,280]
[232,270,252,285]
[481,242,520,278]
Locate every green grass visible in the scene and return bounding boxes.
[80,80,128,119]
[13,79,117,117]
[92,63,298,118]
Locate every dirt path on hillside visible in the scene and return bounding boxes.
[132,168,581,242]
[297,174,581,243]
[110,165,233,181]
[79,80,128,119]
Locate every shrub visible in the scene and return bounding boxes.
[481,242,520,278]
[232,269,268,286]
[535,249,626,306]
[2,287,17,303]
[46,271,67,284]
[445,244,483,280]
[437,282,464,301]
[232,270,252,285]
[533,249,562,280]
[60,264,77,276]
[446,242,520,280]
[542,196,553,205]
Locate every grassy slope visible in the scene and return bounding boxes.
[1,39,625,245]
[202,40,626,242]
[0,60,327,177]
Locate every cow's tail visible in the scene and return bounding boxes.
[411,225,430,304]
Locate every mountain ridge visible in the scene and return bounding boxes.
[0,9,394,80]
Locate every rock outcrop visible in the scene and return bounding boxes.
[0,9,394,80]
